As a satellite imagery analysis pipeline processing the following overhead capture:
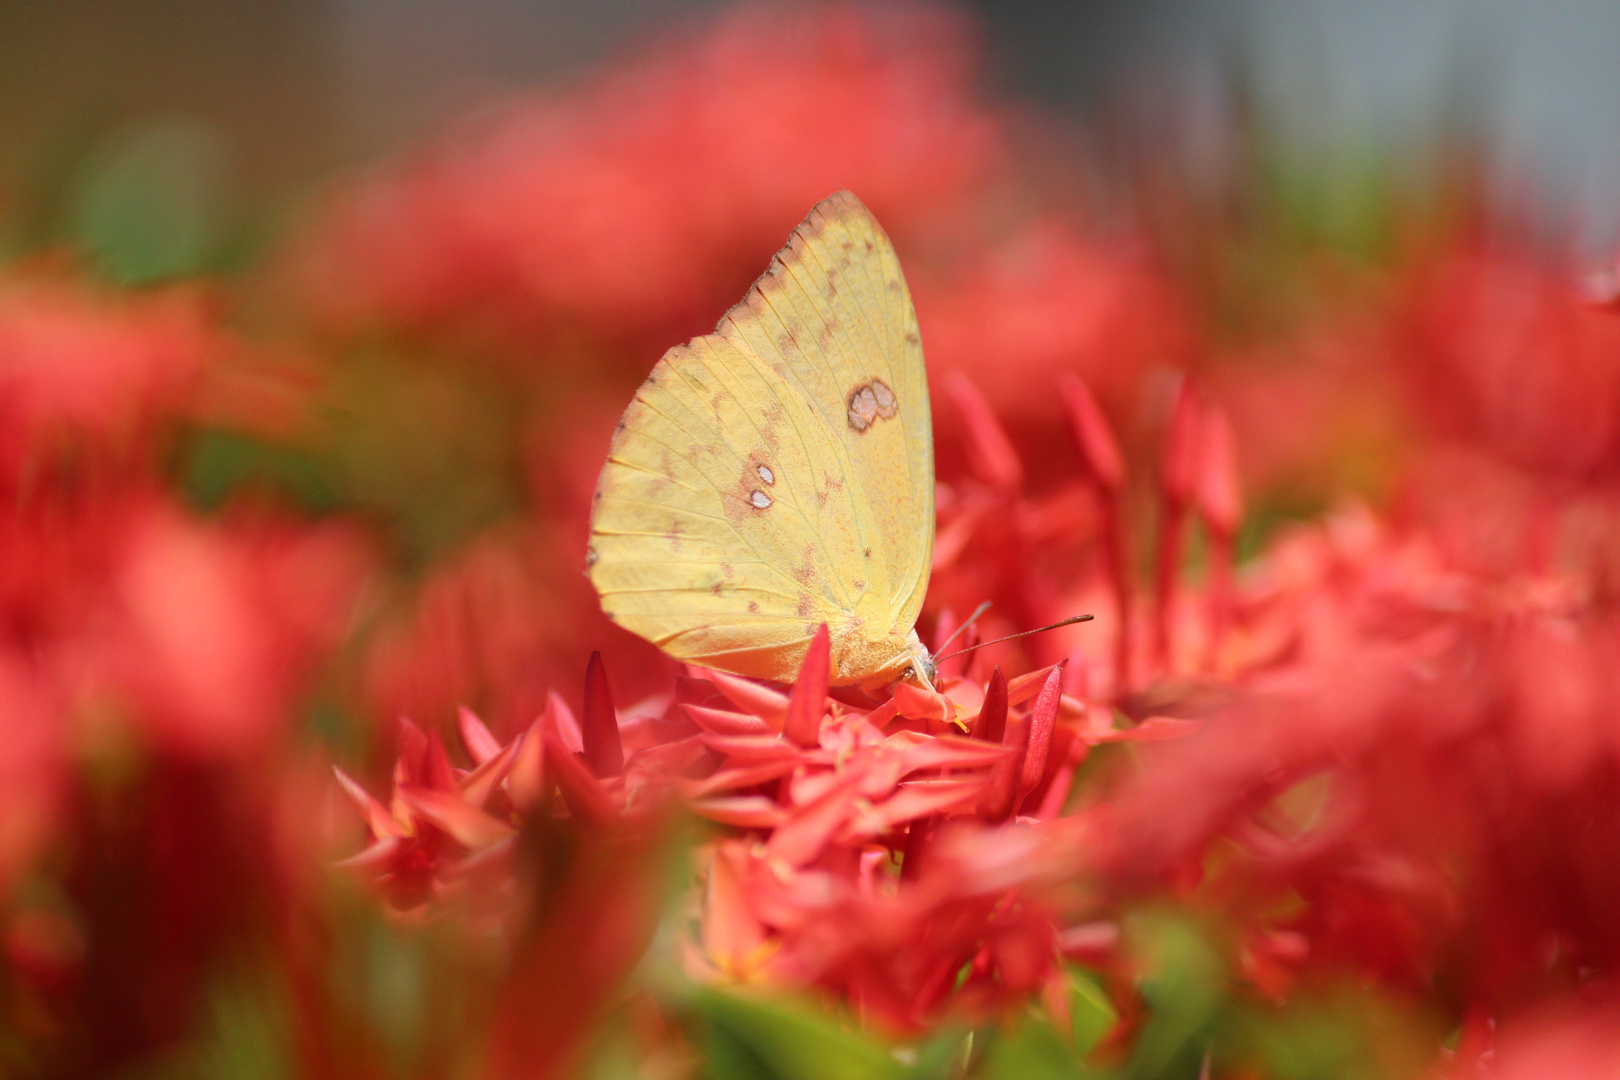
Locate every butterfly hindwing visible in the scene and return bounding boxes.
[588,191,933,683]
[719,193,934,635]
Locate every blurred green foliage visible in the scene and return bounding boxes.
[66,120,230,285]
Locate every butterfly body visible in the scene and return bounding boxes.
[587,191,936,691]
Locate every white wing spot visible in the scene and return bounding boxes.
[757,464,775,485]
[750,490,773,509]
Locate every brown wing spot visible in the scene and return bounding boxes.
[847,380,898,432]
[721,563,736,578]
[870,379,898,419]
[710,581,723,596]
[653,448,676,494]
[795,593,814,618]
[864,548,872,559]
[904,331,920,346]
[817,316,841,350]
[586,546,599,568]
[761,403,785,450]
[864,240,875,253]
[792,545,818,584]
[747,601,760,614]
[852,578,864,590]
[825,268,838,297]
[847,385,879,431]
[887,279,900,292]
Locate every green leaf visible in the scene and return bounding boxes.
[1126,912,1227,1080]
[1065,968,1118,1058]
[897,1027,971,1080]
[695,989,903,1080]
[181,429,337,513]
[67,120,229,284]
[978,1017,1085,1080]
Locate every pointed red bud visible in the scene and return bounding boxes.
[975,667,1008,744]
[783,624,831,749]
[581,651,624,777]
[540,691,581,754]
[946,371,1023,490]
[978,710,1029,825]
[1058,374,1124,493]
[457,706,502,765]
[1019,665,1065,801]
[332,765,405,839]
[396,717,429,784]
[398,786,515,850]
[543,733,617,828]
[900,816,933,884]
[1161,376,1202,506]
[702,668,789,731]
[1196,403,1243,537]
[423,731,458,793]
[507,721,546,814]
[460,734,523,809]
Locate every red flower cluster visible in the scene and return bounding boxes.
[0,269,368,1037]
[1096,246,1620,1066]
[13,1,1620,1076]
[289,4,1000,349]
[337,615,1196,1034]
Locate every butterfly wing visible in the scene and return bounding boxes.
[587,191,933,683]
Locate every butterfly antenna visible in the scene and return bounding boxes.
[935,600,992,653]
[934,614,1094,664]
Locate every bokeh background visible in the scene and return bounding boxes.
[6,2,1620,1079]
[5,0,1620,254]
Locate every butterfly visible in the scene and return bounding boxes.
[586,190,939,692]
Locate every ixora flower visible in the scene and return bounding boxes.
[331,368,1220,1036]
[335,622,1191,1028]
[0,268,220,485]
[288,3,999,346]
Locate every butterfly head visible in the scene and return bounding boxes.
[856,630,937,695]
[902,637,938,691]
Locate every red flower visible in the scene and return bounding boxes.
[0,269,219,486]
[288,4,1000,350]
[1406,241,1620,479]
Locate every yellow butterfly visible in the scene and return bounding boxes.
[586,190,938,692]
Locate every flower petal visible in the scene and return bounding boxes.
[398,785,515,850]
[457,706,502,765]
